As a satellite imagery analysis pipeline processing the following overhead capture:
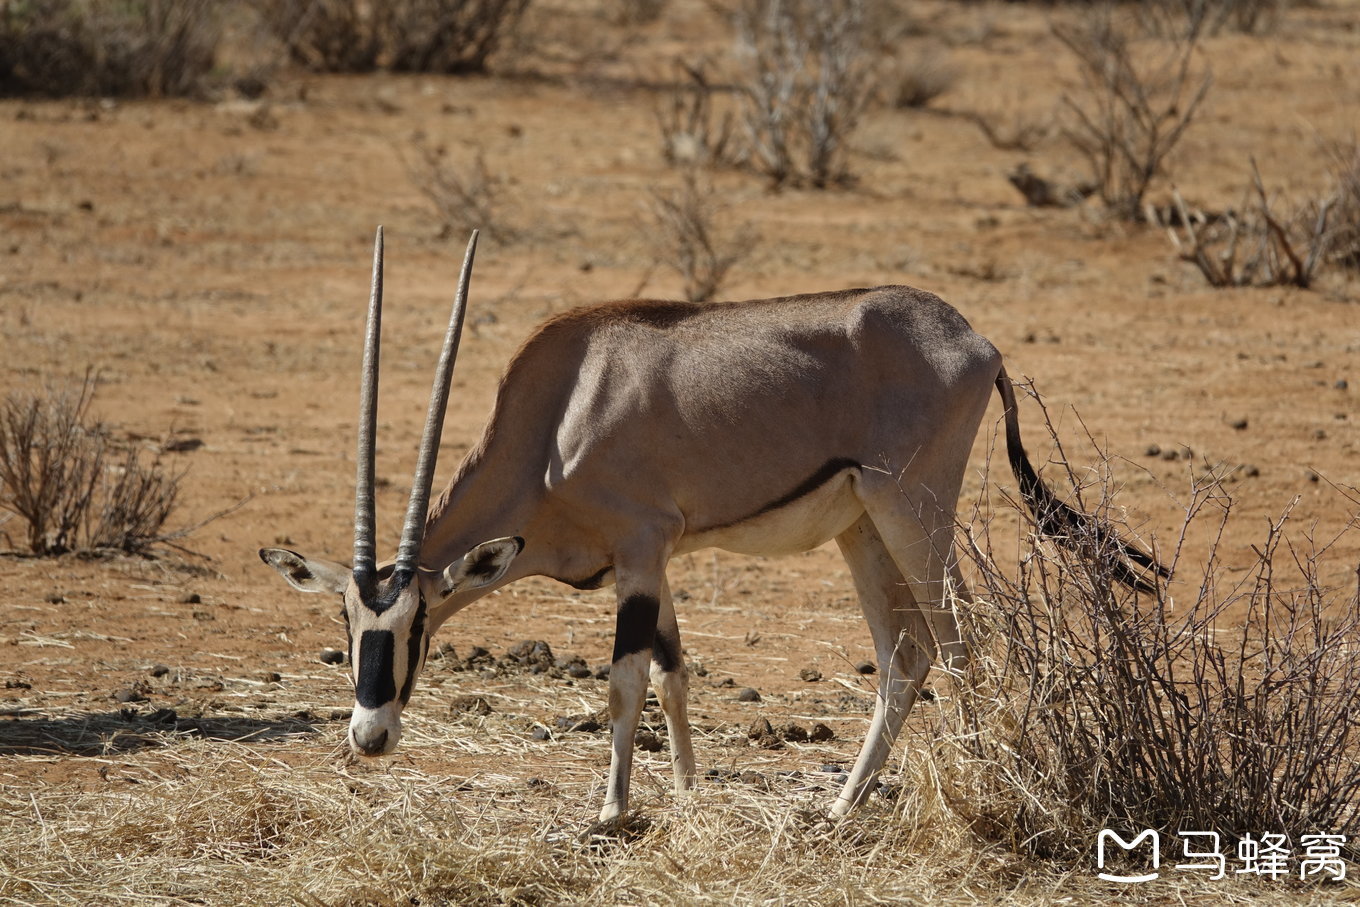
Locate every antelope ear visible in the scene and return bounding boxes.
[259,548,350,595]
[438,537,524,597]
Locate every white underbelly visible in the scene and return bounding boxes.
[676,470,863,557]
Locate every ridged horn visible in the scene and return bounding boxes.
[394,230,479,576]
[353,226,384,590]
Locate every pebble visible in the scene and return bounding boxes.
[737,687,762,702]
[319,648,346,665]
[149,664,170,677]
[262,671,282,684]
[810,722,836,742]
[113,688,146,703]
[799,666,823,682]
[854,661,877,675]
[634,731,664,752]
[531,725,552,741]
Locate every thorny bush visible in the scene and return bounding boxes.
[911,393,1360,865]
[0,375,182,556]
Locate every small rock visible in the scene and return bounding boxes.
[163,438,204,453]
[635,730,664,752]
[262,671,282,684]
[113,688,146,703]
[148,707,177,724]
[1144,444,1161,457]
[1160,448,1179,461]
[149,664,170,677]
[592,664,611,680]
[191,610,214,621]
[690,660,709,677]
[1243,465,1261,478]
[319,648,346,666]
[854,661,877,675]
[798,666,823,683]
[449,695,492,717]
[566,662,592,679]
[737,687,762,702]
[714,677,735,688]
[781,723,809,743]
[810,722,836,742]
[431,642,457,661]
[44,593,65,604]
[1228,418,1248,430]
[180,592,201,604]
[555,714,602,733]
[1306,469,1320,483]
[747,717,781,749]
[1313,429,1328,440]
[4,679,31,689]
[819,763,844,773]
[1336,379,1349,391]
[507,640,554,664]
[530,725,552,741]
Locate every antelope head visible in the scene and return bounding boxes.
[260,228,521,756]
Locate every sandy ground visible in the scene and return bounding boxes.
[1,1,1358,901]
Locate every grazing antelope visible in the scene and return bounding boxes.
[261,228,1165,821]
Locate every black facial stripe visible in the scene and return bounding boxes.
[652,627,681,674]
[565,566,612,591]
[360,567,413,615]
[612,593,660,663]
[356,630,397,708]
[399,598,427,705]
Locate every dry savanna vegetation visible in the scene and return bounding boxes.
[2,1,1359,904]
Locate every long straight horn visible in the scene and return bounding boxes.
[394,230,479,576]
[353,226,384,590]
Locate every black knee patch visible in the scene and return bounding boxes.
[356,630,396,708]
[652,627,681,674]
[612,593,660,663]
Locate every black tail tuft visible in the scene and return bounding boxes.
[995,370,1169,594]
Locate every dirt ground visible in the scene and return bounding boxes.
[1,1,1358,903]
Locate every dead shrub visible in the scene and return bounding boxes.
[1054,7,1211,220]
[256,0,529,74]
[0,0,221,98]
[1165,161,1333,289]
[1140,0,1288,40]
[914,398,1360,864]
[649,169,758,302]
[731,0,879,189]
[0,375,182,557]
[655,60,737,169]
[405,139,507,241]
[1324,137,1360,272]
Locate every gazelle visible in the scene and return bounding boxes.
[261,228,1165,821]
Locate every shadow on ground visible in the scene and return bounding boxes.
[0,707,325,756]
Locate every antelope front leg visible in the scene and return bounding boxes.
[649,575,695,795]
[600,577,663,822]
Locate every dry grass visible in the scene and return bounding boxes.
[6,427,1360,904]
